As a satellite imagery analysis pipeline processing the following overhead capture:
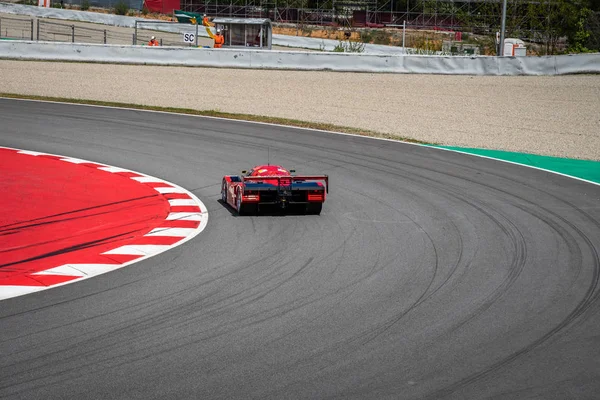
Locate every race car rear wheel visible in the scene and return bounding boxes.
[236,188,257,215]
[236,188,243,214]
[221,180,228,203]
[306,203,322,215]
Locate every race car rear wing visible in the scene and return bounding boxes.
[242,175,329,193]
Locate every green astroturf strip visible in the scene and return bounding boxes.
[430,146,600,185]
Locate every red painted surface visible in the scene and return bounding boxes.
[0,148,177,286]
[144,0,180,14]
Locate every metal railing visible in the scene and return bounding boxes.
[0,16,203,47]
[0,16,34,41]
[36,19,135,44]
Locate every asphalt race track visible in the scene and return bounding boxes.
[1,98,599,399]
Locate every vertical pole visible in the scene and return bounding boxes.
[37,19,40,41]
[104,29,107,44]
[134,21,138,45]
[499,0,507,56]
[195,22,199,47]
[71,24,75,43]
[31,19,34,40]
[0,18,2,39]
[402,20,405,51]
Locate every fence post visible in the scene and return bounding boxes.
[134,20,137,45]
[195,22,198,47]
[71,24,75,43]
[36,19,40,41]
[0,18,2,39]
[31,19,34,40]
[402,20,406,51]
[104,29,107,44]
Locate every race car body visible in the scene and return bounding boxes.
[221,165,328,215]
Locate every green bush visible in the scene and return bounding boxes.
[113,0,129,15]
[332,40,365,53]
[333,42,345,52]
[360,30,373,43]
[372,30,390,45]
[359,29,390,45]
[141,6,149,15]
[81,0,90,10]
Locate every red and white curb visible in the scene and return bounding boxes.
[0,147,208,301]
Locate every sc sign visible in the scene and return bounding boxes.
[183,33,195,43]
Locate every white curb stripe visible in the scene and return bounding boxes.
[166,212,203,221]
[131,176,166,183]
[169,199,198,206]
[17,150,45,156]
[146,227,196,237]
[60,157,99,164]
[32,265,86,276]
[154,187,187,194]
[98,166,131,173]
[34,264,121,276]
[103,245,173,256]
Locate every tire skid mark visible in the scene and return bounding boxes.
[271,144,598,397]
[0,230,139,268]
[422,184,599,399]
[379,161,596,398]
[0,195,159,232]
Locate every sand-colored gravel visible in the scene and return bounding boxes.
[1,60,599,160]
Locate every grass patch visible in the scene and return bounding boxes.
[113,1,129,16]
[0,93,433,145]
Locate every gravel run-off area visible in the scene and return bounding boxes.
[1,60,599,160]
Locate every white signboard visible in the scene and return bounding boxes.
[183,33,195,44]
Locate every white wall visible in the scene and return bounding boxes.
[1,41,598,75]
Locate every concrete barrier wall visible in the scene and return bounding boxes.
[1,40,599,75]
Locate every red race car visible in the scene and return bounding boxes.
[221,165,328,215]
